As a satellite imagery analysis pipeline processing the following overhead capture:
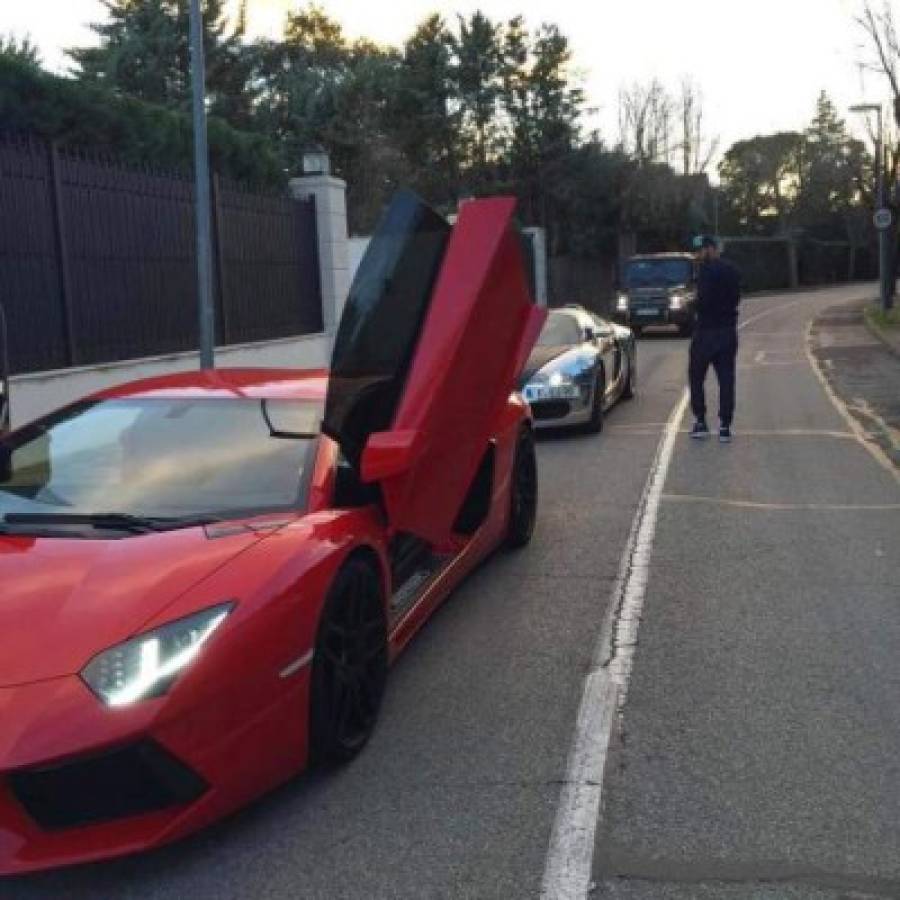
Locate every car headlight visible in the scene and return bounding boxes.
[616,294,629,312]
[548,371,568,388]
[669,294,683,310]
[81,603,235,707]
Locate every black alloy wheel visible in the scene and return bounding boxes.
[622,353,636,400]
[309,558,388,766]
[506,426,537,549]
[586,370,606,434]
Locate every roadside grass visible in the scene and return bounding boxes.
[865,304,900,330]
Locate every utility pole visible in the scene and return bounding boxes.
[851,103,894,312]
[190,0,215,368]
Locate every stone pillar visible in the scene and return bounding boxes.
[289,175,350,336]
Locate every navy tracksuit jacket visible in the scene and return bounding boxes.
[689,258,742,426]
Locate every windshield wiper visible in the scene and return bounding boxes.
[1,512,220,534]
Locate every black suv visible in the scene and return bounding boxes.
[613,253,697,337]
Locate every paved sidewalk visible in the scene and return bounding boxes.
[810,299,900,467]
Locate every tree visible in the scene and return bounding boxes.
[68,0,254,123]
[796,92,870,237]
[618,79,674,166]
[392,15,461,206]
[1,33,41,68]
[504,22,583,239]
[718,132,805,234]
[0,54,284,185]
[678,78,718,176]
[453,12,503,178]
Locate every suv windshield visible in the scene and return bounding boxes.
[625,258,693,288]
[537,312,583,347]
[0,398,320,530]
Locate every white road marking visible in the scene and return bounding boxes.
[678,428,854,439]
[662,493,900,512]
[539,390,688,900]
[539,294,831,900]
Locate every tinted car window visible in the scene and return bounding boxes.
[0,398,319,522]
[625,259,693,287]
[323,189,451,471]
[537,312,582,346]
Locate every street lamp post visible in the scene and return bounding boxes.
[850,103,894,312]
[190,0,215,369]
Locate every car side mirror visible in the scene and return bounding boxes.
[583,327,597,342]
[360,429,420,483]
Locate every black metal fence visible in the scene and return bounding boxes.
[0,135,322,375]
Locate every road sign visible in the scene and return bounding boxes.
[874,208,893,231]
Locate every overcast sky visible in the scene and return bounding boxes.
[5,0,885,165]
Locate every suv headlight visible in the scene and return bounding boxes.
[616,294,629,312]
[81,603,235,707]
[669,294,683,310]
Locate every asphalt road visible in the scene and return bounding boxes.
[7,286,899,900]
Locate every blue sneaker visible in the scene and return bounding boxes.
[690,420,710,440]
[719,425,732,443]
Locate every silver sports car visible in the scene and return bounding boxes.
[518,306,636,431]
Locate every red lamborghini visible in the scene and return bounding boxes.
[0,193,545,874]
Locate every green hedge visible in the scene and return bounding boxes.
[0,56,285,187]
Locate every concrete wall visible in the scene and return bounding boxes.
[9,332,331,429]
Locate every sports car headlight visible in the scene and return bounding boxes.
[81,603,235,707]
[616,294,629,312]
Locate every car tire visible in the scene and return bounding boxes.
[309,557,388,767]
[586,371,605,434]
[506,426,537,549]
[622,355,636,400]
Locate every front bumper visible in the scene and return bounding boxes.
[614,306,692,328]
[528,397,593,429]
[0,668,310,875]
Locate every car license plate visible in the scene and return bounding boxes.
[636,308,659,317]
[524,385,550,402]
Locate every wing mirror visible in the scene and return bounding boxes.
[583,326,597,342]
[360,429,419,483]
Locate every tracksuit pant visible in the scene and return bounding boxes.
[689,327,738,427]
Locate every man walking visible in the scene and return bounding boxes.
[688,236,741,442]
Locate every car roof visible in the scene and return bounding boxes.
[90,368,329,403]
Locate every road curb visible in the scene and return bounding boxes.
[808,306,900,474]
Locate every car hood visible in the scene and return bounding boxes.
[519,344,578,385]
[0,528,266,687]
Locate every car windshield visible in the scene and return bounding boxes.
[0,398,320,529]
[625,259,693,288]
[537,312,582,347]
